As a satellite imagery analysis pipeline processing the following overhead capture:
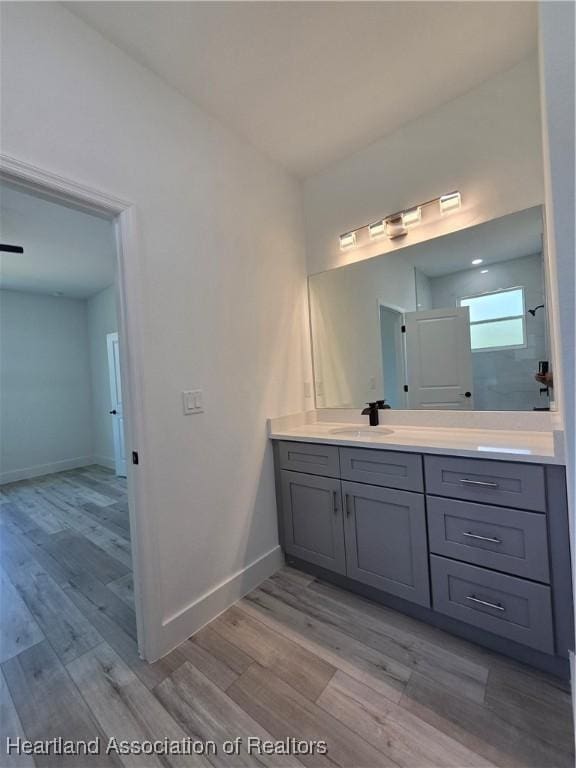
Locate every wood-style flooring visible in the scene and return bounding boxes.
[1,468,574,767]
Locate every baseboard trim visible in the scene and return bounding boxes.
[92,455,115,471]
[0,456,95,485]
[152,545,284,661]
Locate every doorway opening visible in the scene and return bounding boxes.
[0,163,149,663]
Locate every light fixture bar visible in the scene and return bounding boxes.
[338,190,461,249]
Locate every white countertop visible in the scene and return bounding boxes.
[268,421,563,464]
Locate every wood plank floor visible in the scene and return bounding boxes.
[1,468,574,767]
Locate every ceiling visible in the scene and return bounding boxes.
[405,206,543,278]
[67,1,538,178]
[0,184,117,298]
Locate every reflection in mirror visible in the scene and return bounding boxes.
[309,206,552,411]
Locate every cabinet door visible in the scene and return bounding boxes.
[280,470,346,574]
[343,481,430,606]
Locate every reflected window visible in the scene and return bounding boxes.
[459,287,526,351]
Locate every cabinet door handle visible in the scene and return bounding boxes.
[460,478,499,489]
[333,490,339,514]
[462,531,502,544]
[345,494,351,518]
[465,595,505,611]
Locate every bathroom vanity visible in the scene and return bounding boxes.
[269,421,573,677]
[275,202,573,677]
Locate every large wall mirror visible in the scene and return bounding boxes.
[309,206,554,411]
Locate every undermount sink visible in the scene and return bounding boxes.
[329,426,394,437]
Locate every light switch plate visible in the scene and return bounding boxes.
[182,389,204,415]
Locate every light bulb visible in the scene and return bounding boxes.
[368,220,386,239]
[402,207,422,227]
[339,231,357,250]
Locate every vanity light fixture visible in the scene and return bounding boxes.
[385,215,407,239]
[338,190,461,250]
[339,231,357,250]
[472,258,483,265]
[368,220,386,240]
[439,191,461,214]
[402,206,422,227]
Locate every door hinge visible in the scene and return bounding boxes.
[404,385,409,392]
[401,325,406,333]
[132,451,139,465]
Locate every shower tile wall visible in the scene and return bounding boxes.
[429,254,547,411]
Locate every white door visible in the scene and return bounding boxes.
[107,332,127,477]
[405,307,474,409]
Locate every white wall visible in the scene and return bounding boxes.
[414,269,432,311]
[1,3,309,658]
[310,253,416,408]
[304,56,543,275]
[538,0,575,711]
[87,285,118,469]
[0,290,93,482]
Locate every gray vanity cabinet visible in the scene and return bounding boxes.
[274,439,573,676]
[343,481,430,606]
[280,470,346,574]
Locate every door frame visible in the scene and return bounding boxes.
[0,153,160,661]
[377,300,408,408]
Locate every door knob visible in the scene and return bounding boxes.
[109,409,117,415]
[464,392,471,398]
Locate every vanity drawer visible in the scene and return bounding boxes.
[278,441,340,478]
[427,497,550,582]
[340,447,423,492]
[430,556,554,654]
[424,455,546,512]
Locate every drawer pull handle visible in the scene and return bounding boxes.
[462,531,502,544]
[460,478,499,488]
[466,595,505,611]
